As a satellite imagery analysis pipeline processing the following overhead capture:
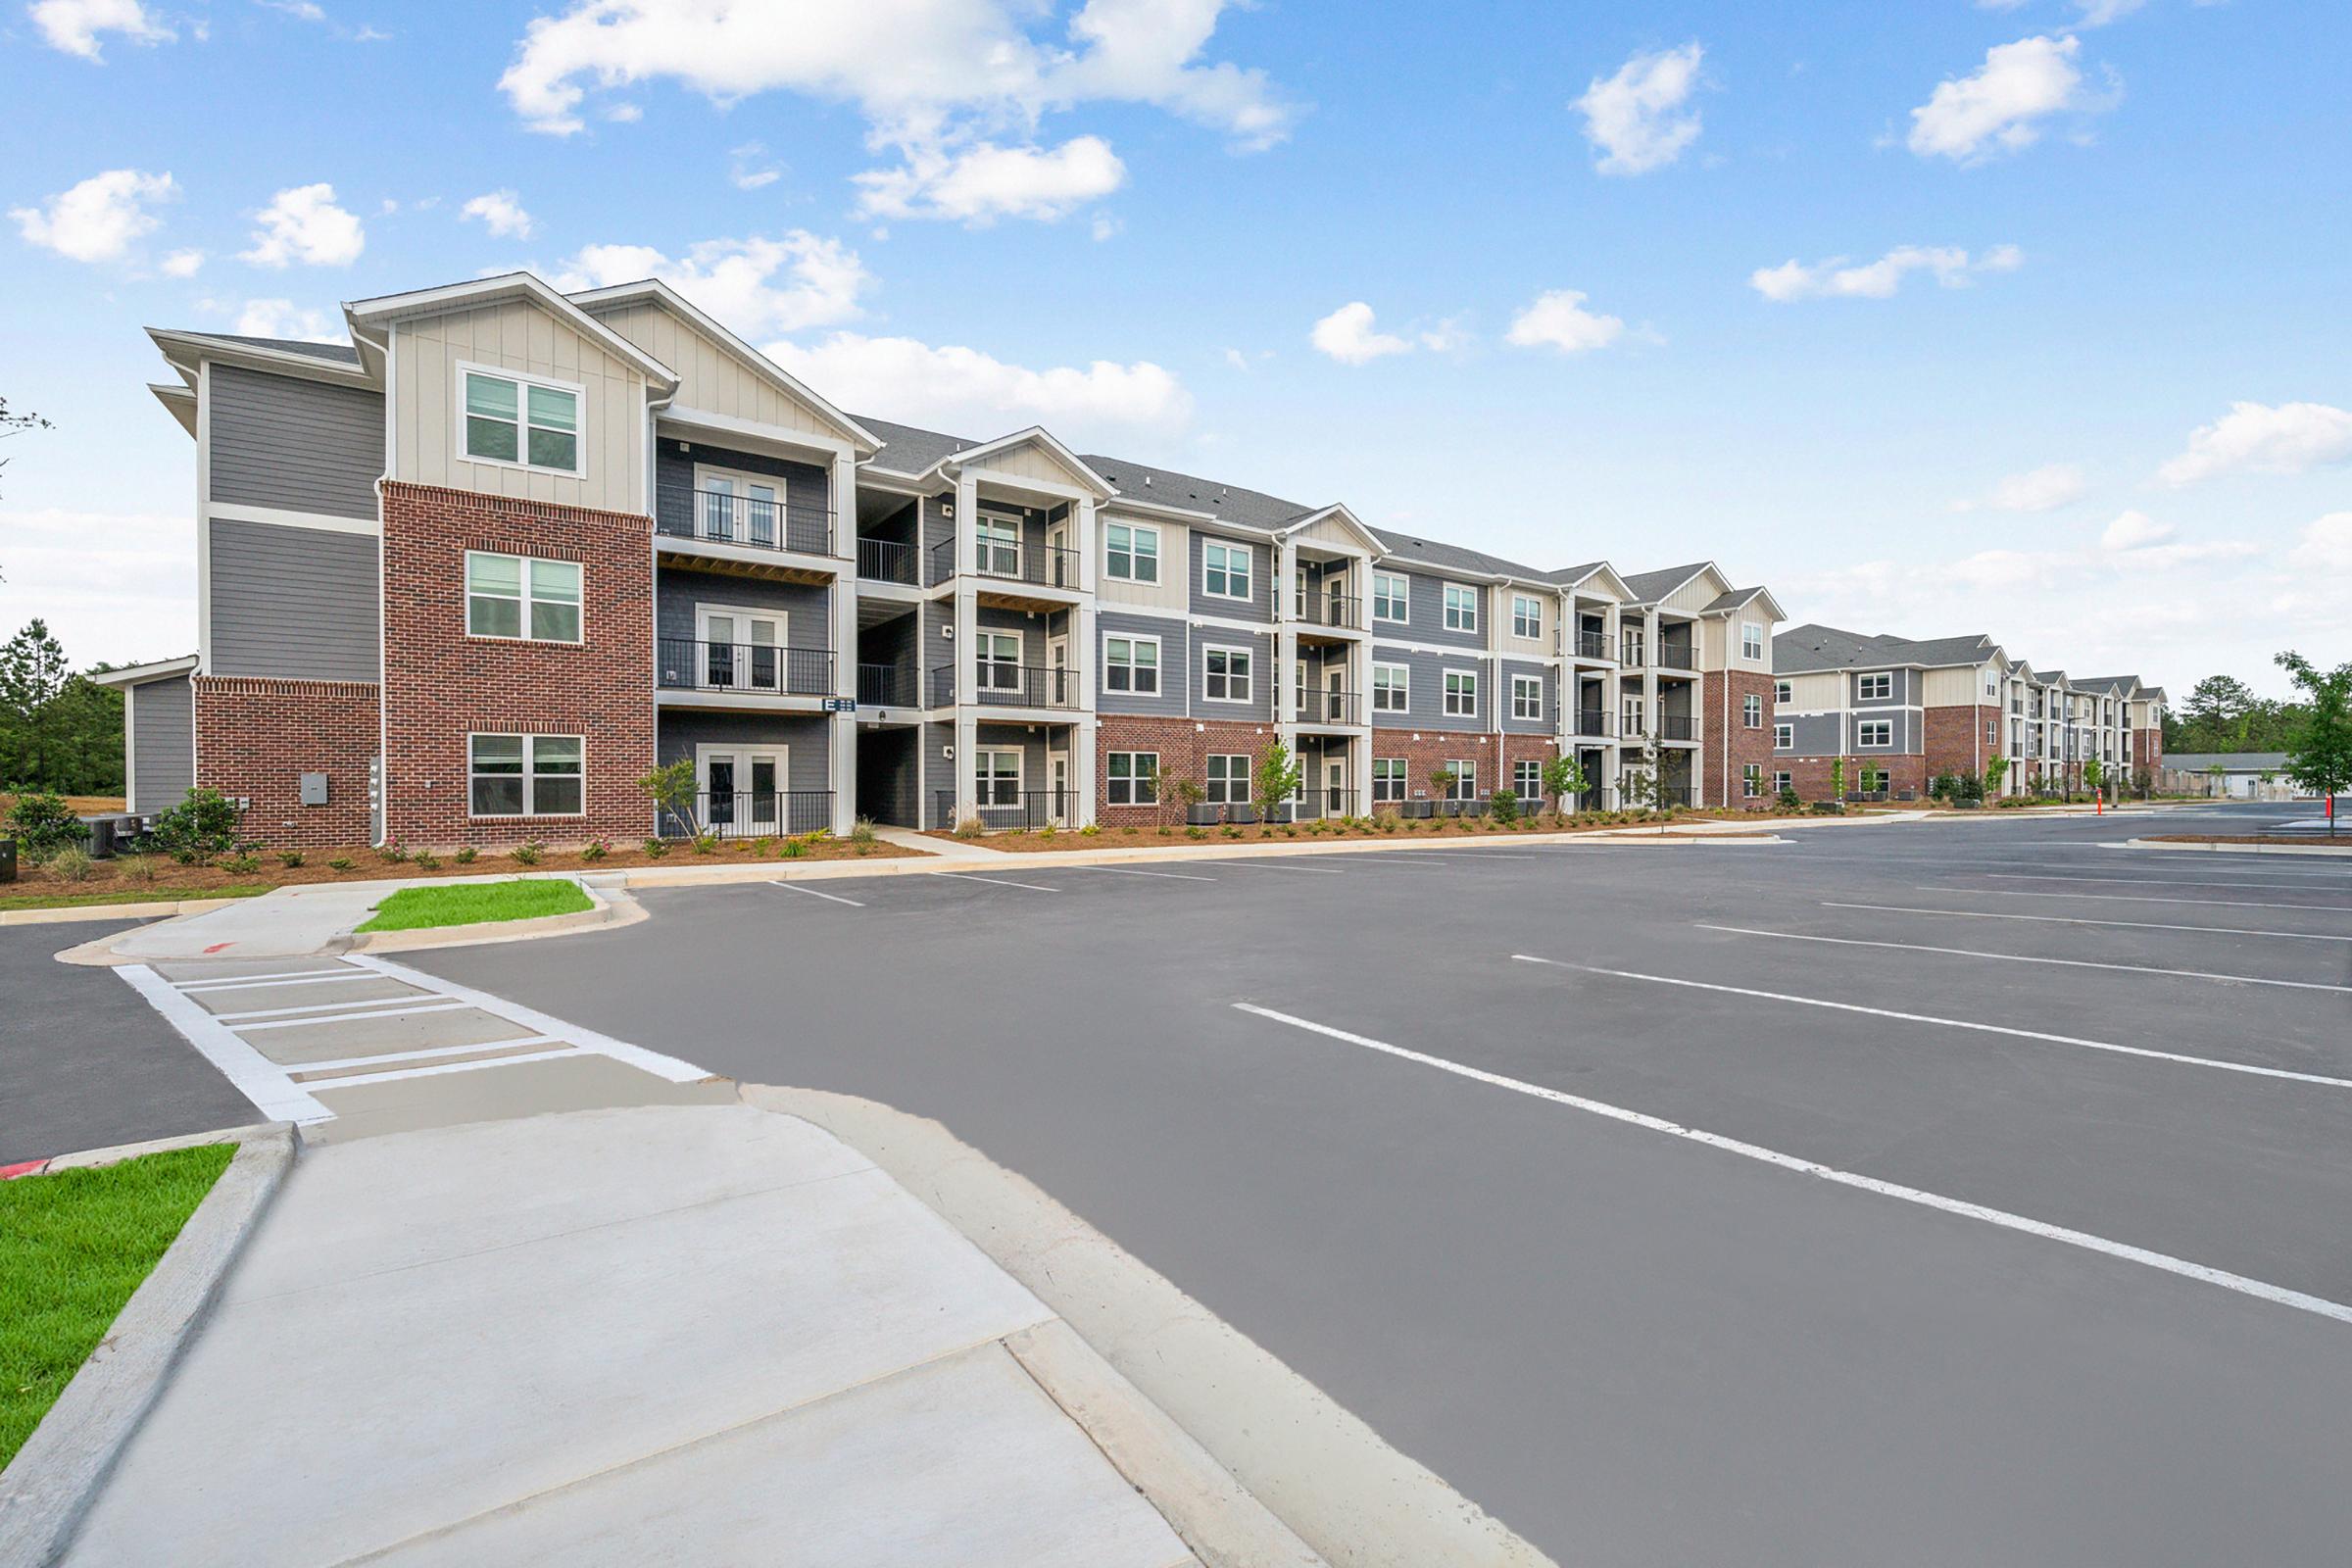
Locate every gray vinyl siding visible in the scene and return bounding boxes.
[1852,668,1917,708]
[1852,710,1923,753]
[1779,711,1844,756]
[1098,611,1187,716]
[655,440,830,514]
[1189,531,1271,622]
[207,518,380,681]
[974,604,1045,667]
[920,599,956,704]
[1405,572,1487,652]
[1656,683,1694,723]
[128,673,194,813]
[1372,644,1487,733]
[656,712,830,793]
[923,720,956,825]
[974,722,1053,800]
[1656,620,1695,664]
[1498,658,1555,735]
[1194,629,1274,722]
[656,569,829,650]
[208,363,383,519]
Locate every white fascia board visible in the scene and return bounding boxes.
[1274,503,1387,558]
[944,426,1117,501]
[90,654,200,688]
[147,328,373,390]
[150,382,197,437]
[661,404,858,463]
[344,272,680,393]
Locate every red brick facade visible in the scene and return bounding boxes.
[2133,725,2163,784]
[193,676,378,848]
[1371,727,1505,806]
[379,481,656,849]
[1094,715,1276,825]
[1924,703,2000,783]
[1783,753,1928,801]
[1700,670,1776,807]
[1499,733,1563,808]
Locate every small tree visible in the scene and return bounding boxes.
[1829,757,1847,804]
[1173,774,1206,821]
[1541,753,1586,817]
[2083,758,2106,799]
[1984,755,2009,798]
[638,758,703,838]
[1142,760,1168,826]
[2277,651,2352,834]
[1252,739,1302,822]
[1429,764,1456,805]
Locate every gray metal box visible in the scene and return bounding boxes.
[299,772,329,807]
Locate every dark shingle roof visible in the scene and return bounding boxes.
[1081,453,1314,531]
[1775,623,1993,674]
[190,331,362,364]
[2072,674,2143,695]
[1543,561,1608,585]
[1619,563,1711,604]
[1368,528,1546,580]
[854,415,980,477]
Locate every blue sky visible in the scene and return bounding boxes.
[5,0,2348,696]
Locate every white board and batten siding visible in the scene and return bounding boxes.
[588,302,844,443]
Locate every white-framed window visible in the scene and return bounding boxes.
[467,733,582,817]
[695,605,786,691]
[1202,645,1252,703]
[1623,694,1645,732]
[1984,668,2000,697]
[1202,541,1251,601]
[976,513,1022,576]
[1443,583,1478,633]
[1774,722,1793,750]
[1743,693,1763,729]
[1511,673,1543,720]
[466,551,582,643]
[1514,759,1542,799]
[1511,594,1543,640]
[1774,679,1791,705]
[1741,621,1764,661]
[1372,758,1407,803]
[460,365,582,475]
[690,466,787,548]
[1104,635,1160,695]
[1372,662,1409,712]
[974,748,1022,806]
[1857,671,1893,702]
[1106,523,1159,583]
[1858,718,1893,748]
[1743,763,1763,798]
[1372,572,1409,623]
[1205,753,1251,805]
[1106,751,1158,805]
[1446,760,1476,800]
[1773,769,1792,795]
[976,630,1022,692]
[1444,669,1478,717]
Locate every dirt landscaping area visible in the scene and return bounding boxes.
[929,805,1818,854]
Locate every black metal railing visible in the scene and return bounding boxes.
[930,662,1077,709]
[655,485,833,557]
[857,537,917,584]
[1577,630,1612,660]
[1295,689,1361,725]
[1655,644,1696,671]
[937,788,1073,832]
[1293,594,1363,631]
[1571,710,1613,737]
[858,662,916,707]
[929,536,1081,590]
[1653,714,1696,741]
[1296,788,1360,819]
[657,638,834,697]
[661,790,834,839]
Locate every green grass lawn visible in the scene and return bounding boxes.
[1,1144,236,1468]
[0,884,271,913]
[357,877,593,933]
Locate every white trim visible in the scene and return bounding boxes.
[466,549,584,645]
[1200,539,1254,602]
[1371,662,1410,714]
[1102,632,1162,697]
[1856,671,1895,702]
[466,731,586,819]
[1200,642,1254,704]
[1509,671,1543,721]
[1857,718,1894,748]
[89,655,200,689]
[1104,749,1161,807]
[971,745,1025,807]
[1104,519,1162,584]
[207,502,381,536]
[347,272,678,389]
[1443,667,1479,718]
[1442,582,1480,634]
[196,358,212,675]
[1203,751,1253,806]
[1371,570,1410,625]
[454,360,587,479]
[693,741,793,833]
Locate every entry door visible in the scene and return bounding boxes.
[1049,753,1070,823]
[1047,636,1068,707]
[700,609,784,692]
[1326,760,1345,816]
[699,472,782,548]
[699,747,788,833]
[1046,519,1069,586]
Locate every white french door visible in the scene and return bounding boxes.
[698,607,786,692]
[697,745,789,834]
[696,468,784,549]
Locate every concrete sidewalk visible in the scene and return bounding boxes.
[61,1102,1316,1567]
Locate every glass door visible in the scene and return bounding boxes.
[699,609,785,692]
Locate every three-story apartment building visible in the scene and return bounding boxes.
[105,271,1788,846]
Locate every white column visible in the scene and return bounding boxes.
[829,570,857,834]
[1072,599,1098,828]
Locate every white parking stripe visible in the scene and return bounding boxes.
[1080,865,1218,881]
[1513,955,2352,1089]
[206,993,436,1023]
[1944,888,2352,914]
[1982,871,2352,894]
[281,1036,563,1074]
[1232,861,1347,874]
[1697,923,2352,994]
[114,965,332,1124]
[297,1048,580,1091]
[939,871,1060,893]
[346,955,710,1084]
[1234,1004,2352,1328]
[1824,901,2352,943]
[230,1000,475,1032]
[173,969,374,994]
[769,880,865,906]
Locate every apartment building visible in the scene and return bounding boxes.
[1771,624,2165,798]
[104,271,1786,847]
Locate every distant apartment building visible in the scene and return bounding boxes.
[101,271,1788,848]
[1771,625,2165,799]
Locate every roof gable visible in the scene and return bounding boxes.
[345,272,678,391]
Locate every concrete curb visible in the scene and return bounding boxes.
[0,897,246,928]
[0,1125,296,1568]
[741,1084,1554,1568]
[2121,837,2352,859]
[12,1121,278,1178]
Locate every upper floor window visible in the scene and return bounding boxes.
[1511,673,1543,720]
[466,551,581,642]
[1106,523,1159,583]
[1202,541,1252,601]
[1774,722,1793,750]
[462,368,580,474]
[1202,645,1252,702]
[1774,679,1792,705]
[1857,671,1893,702]
[1858,718,1893,748]
[1741,622,1764,661]
[1104,635,1159,695]
[1372,572,1409,622]
[1512,594,1543,640]
[1372,662,1409,712]
[1444,669,1478,716]
[1443,584,1478,633]
[1984,668,1999,696]
[1743,693,1763,729]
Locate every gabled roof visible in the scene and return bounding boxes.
[1619,562,1716,605]
[857,415,975,478]
[147,327,373,389]
[344,272,679,392]
[2072,674,2142,696]
[1278,503,1387,557]
[1775,623,1993,674]
[1082,452,1315,531]
[1369,527,1546,581]
[945,426,1116,499]
[1705,585,1788,621]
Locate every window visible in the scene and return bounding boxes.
[466,552,581,642]
[1774,723,1793,750]
[462,368,580,473]
[1205,753,1250,806]
[1511,673,1543,720]
[468,734,582,817]
[1743,693,1763,729]
[1106,523,1159,583]
[1985,668,1999,697]
[976,514,1021,576]
[1202,541,1251,601]
[1372,758,1407,803]
[1857,672,1893,702]
[1106,751,1158,806]
[1446,761,1476,801]
[1104,635,1159,695]
[1623,694,1645,733]
[1372,572,1409,623]
[1202,646,1252,703]
[1741,622,1764,661]
[1742,763,1763,799]
[1986,719,1997,745]
[1444,670,1478,716]
[975,748,1021,806]
[1858,718,1893,748]
[1515,759,1543,799]
[1773,769,1791,795]
[1372,662,1409,713]
[1512,594,1543,640]
[1774,679,1792,705]
[1444,583,1478,633]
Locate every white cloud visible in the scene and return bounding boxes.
[1575,42,1704,175]
[27,0,172,59]
[1222,347,1250,371]
[1090,213,1121,242]
[2157,401,2352,486]
[1310,302,1412,366]
[460,189,535,240]
[552,232,872,335]
[1504,289,1626,355]
[160,247,205,277]
[764,330,1192,438]
[854,136,1125,224]
[604,102,643,122]
[2074,0,2146,25]
[729,143,782,190]
[1907,34,2109,162]
[2100,509,2171,551]
[2288,513,2352,575]
[257,0,326,20]
[1954,462,2086,514]
[1751,243,2023,302]
[233,298,343,341]
[11,169,176,264]
[242,183,366,267]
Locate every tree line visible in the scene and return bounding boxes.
[1,619,125,797]
[2164,673,2313,754]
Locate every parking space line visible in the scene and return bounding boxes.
[1943,888,2352,914]
[1514,956,2352,1090]
[230,1000,476,1032]
[281,1036,564,1074]
[1697,923,2352,994]
[173,970,375,994]
[294,1047,581,1092]
[1079,866,1218,882]
[938,871,1060,893]
[1230,861,1347,874]
[343,956,711,1084]
[205,993,441,1023]
[1232,1003,2352,1328]
[768,880,865,906]
[1824,901,2352,943]
[114,965,333,1124]
[1983,872,2352,894]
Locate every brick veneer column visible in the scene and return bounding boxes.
[1701,670,1776,807]
[1924,703,2000,783]
[1095,715,1277,826]
[192,676,378,848]
[1369,728,1503,805]
[379,481,655,850]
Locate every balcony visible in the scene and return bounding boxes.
[1653,714,1696,742]
[1295,689,1362,726]
[857,662,917,708]
[929,536,1081,592]
[1620,638,1645,664]
[1575,630,1612,661]
[938,788,1073,832]
[656,485,832,559]
[931,662,1078,710]
[657,638,834,698]
[1570,709,1614,738]
[661,790,834,839]
[1654,644,1696,672]
[857,537,919,585]
[1292,593,1365,633]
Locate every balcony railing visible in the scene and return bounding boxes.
[938,788,1073,832]
[655,485,833,557]
[1293,594,1364,631]
[1295,689,1362,725]
[857,662,916,708]
[660,790,834,839]
[1570,710,1614,738]
[1576,630,1612,661]
[1654,644,1696,671]
[1653,714,1696,741]
[929,536,1081,591]
[1620,638,1645,665]
[657,638,834,697]
[931,662,1077,709]
[857,537,918,585]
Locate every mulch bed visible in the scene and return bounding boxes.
[930,807,1807,854]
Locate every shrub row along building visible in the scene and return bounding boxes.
[99,272,1794,848]
[1771,624,2166,799]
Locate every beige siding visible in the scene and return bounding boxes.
[1099,512,1188,612]
[969,440,1092,491]
[591,301,841,441]
[1290,513,1365,554]
[393,302,648,514]
[1657,567,1731,617]
[1699,608,1774,673]
[1923,665,1980,706]
[1497,587,1551,658]
[1782,671,1843,710]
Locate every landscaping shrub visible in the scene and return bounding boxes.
[851,816,878,846]
[327,857,356,870]
[46,845,92,882]
[642,837,670,858]
[378,843,408,864]
[1080,823,1100,837]
[580,839,610,861]
[954,815,984,840]
[1491,789,1519,823]
[149,788,241,861]
[455,846,477,864]
[512,839,545,865]
[780,837,807,858]
[5,791,86,858]
[277,851,304,868]
[219,852,262,874]
[1778,787,1800,810]
[690,833,718,856]
[120,852,158,883]
[409,850,440,871]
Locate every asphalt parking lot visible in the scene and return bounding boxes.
[401,803,2352,1567]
